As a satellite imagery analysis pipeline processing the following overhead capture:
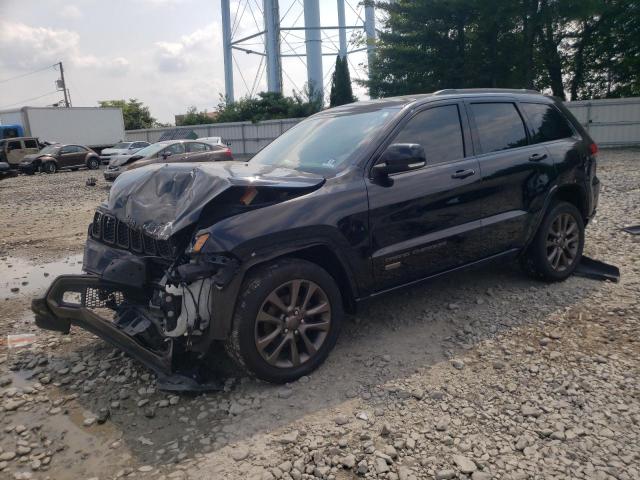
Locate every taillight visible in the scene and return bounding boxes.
[588,143,598,155]
[225,148,232,156]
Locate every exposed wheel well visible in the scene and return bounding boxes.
[554,185,587,221]
[248,245,358,314]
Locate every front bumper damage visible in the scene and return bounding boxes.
[31,274,225,391]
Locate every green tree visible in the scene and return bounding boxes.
[177,106,215,126]
[214,90,322,123]
[329,56,357,107]
[98,99,156,130]
[367,0,639,100]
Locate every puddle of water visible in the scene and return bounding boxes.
[0,254,83,299]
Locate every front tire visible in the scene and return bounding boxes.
[43,161,57,174]
[225,258,343,383]
[522,201,584,282]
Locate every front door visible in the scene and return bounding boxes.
[58,145,84,167]
[366,103,486,291]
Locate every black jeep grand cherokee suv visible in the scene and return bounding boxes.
[33,89,600,386]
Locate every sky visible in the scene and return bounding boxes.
[0,0,373,124]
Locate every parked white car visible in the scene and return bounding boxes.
[99,141,150,164]
[197,136,227,147]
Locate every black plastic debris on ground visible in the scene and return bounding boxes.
[575,256,620,283]
[86,177,97,187]
[622,225,640,235]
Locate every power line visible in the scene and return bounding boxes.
[0,90,60,109]
[0,63,57,85]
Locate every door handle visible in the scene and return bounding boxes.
[529,153,548,162]
[451,169,475,179]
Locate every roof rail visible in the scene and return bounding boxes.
[433,88,540,96]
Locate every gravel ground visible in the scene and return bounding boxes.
[0,150,638,480]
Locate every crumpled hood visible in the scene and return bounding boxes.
[109,154,136,167]
[107,161,325,240]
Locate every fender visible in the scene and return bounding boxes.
[520,182,587,254]
[201,237,360,344]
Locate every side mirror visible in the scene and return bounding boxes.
[161,151,173,159]
[372,143,426,178]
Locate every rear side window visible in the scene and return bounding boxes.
[24,139,38,149]
[7,141,21,151]
[520,103,575,143]
[471,103,528,153]
[186,142,210,153]
[393,105,465,165]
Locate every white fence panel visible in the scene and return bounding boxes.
[566,97,640,147]
[125,118,304,156]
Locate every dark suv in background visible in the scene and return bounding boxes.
[34,89,599,387]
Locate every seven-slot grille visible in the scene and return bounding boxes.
[91,211,174,258]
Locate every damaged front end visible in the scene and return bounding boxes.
[32,162,324,390]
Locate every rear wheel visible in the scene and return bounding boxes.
[225,258,343,383]
[43,161,57,174]
[521,201,584,282]
[87,157,100,170]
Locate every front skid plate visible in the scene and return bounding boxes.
[31,274,223,392]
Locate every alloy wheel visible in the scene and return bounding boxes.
[254,279,331,368]
[546,212,579,272]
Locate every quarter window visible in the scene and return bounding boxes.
[471,103,528,153]
[520,103,575,143]
[392,105,465,165]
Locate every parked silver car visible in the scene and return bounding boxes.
[103,139,233,181]
[100,141,150,164]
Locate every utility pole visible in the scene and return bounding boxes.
[57,61,70,107]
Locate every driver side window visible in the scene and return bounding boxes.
[393,105,465,166]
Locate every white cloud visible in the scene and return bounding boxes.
[60,5,83,19]
[153,23,221,73]
[0,21,129,76]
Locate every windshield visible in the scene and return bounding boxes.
[250,107,400,174]
[113,142,133,149]
[39,145,60,155]
[133,143,168,157]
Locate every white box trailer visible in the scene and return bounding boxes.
[0,106,125,149]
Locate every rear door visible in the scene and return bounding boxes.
[185,142,213,162]
[366,102,486,290]
[465,99,555,254]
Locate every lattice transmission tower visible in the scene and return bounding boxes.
[220,0,386,104]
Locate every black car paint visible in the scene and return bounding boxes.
[199,93,596,302]
[33,91,599,381]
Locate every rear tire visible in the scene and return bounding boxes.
[521,201,584,282]
[43,161,57,174]
[87,157,100,170]
[225,258,343,383]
